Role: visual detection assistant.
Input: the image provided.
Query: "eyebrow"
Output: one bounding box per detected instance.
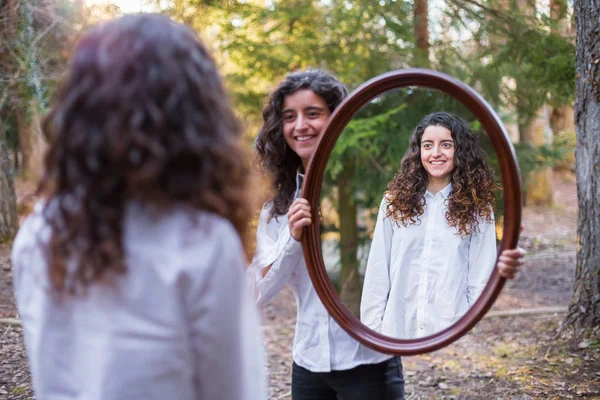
[282,105,327,114]
[421,139,454,144]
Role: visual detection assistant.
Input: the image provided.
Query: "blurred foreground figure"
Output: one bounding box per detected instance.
[11,14,266,400]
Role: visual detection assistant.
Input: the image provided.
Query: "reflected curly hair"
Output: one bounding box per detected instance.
[255,69,347,219]
[385,112,499,236]
[38,14,254,295]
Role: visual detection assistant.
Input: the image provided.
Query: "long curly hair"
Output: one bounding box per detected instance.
[385,112,499,236]
[38,14,255,295]
[255,69,347,219]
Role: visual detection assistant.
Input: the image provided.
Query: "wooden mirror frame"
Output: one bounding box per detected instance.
[301,69,522,356]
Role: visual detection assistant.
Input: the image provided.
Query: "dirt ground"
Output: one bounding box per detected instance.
[1,172,599,399]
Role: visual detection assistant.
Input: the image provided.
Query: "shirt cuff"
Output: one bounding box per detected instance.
[284,236,303,255]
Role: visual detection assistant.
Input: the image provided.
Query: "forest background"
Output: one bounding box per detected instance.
[1,0,599,399]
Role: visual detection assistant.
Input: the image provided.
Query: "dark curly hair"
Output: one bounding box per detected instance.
[38,14,255,295]
[385,112,499,236]
[254,69,347,219]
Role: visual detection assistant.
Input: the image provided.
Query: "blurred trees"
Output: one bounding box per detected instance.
[163,0,575,313]
[0,0,120,239]
[0,0,577,299]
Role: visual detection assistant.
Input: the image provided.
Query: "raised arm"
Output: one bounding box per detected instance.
[247,200,309,307]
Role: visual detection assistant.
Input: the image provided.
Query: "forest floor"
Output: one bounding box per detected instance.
[1,171,599,399]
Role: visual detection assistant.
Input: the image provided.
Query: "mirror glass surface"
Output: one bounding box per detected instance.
[319,87,505,340]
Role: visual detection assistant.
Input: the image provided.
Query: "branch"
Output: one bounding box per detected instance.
[30,19,58,50]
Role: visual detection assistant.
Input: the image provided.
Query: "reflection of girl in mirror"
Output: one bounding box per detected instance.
[248,69,405,399]
[361,112,525,339]
[11,14,266,400]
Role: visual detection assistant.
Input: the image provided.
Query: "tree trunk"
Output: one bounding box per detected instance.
[16,106,45,181]
[0,138,18,242]
[562,0,600,334]
[520,105,554,206]
[515,0,553,206]
[413,0,429,68]
[550,104,575,171]
[16,108,32,177]
[549,0,576,172]
[337,160,361,317]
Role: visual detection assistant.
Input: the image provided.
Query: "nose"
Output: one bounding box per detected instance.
[295,115,308,131]
[432,145,442,157]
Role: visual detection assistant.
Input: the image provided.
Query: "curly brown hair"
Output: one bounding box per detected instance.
[255,69,347,219]
[38,14,255,295]
[385,112,499,236]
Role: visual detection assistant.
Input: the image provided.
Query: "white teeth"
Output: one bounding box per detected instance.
[296,136,314,142]
[430,161,445,165]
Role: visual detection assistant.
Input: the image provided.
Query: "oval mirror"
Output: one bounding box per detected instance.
[301,69,522,355]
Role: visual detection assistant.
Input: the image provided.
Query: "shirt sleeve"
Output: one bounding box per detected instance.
[360,198,393,333]
[182,218,267,400]
[246,204,303,308]
[466,209,498,306]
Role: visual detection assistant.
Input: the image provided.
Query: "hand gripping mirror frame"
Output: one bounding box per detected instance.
[301,69,522,356]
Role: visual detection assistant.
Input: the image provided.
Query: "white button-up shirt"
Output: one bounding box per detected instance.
[247,173,391,373]
[12,202,266,400]
[361,183,497,339]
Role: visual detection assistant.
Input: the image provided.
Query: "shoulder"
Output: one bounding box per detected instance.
[258,201,284,224]
[12,201,49,260]
[128,203,242,251]
[11,201,50,290]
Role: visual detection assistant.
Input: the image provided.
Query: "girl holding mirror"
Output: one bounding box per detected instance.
[361,112,526,339]
[249,69,406,399]
[11,14,265,400]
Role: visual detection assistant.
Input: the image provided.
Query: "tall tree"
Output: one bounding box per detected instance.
[0,0,19,240]
[0,134,18,242]
[562,0,600,334]
[515,0,554,206]
[413,0,429,67]
[549,0,575,171]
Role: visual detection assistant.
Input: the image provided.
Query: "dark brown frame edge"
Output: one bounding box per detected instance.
[301,69,522,356]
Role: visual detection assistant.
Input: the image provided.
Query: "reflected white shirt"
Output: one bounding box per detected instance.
[360,183,497,339]
[12,202,266,400]
[247,172,390,373]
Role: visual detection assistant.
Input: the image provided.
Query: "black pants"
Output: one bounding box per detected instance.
[291,357,405,400]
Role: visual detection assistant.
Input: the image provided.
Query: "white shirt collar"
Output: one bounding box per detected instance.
[425,182,453,199]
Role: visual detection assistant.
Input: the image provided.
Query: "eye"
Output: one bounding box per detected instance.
[422,143,432,149]
[307,110,321,118]
[283,114,295,122]
[443,142,453,148]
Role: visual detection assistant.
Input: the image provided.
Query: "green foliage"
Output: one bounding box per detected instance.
[1,0,85,160]
[441,0,575,127]
[179,0,413,129]
[514,130,576,179]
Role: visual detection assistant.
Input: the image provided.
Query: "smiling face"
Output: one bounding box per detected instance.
[420,125,456,192]
[282,89,331,168]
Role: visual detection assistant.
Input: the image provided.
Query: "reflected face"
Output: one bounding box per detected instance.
[282,89,331,167]
[420,125,455,186]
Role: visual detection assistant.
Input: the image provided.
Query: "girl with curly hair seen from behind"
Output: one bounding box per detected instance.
[361,111,526,339]
[11,14,266,400]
